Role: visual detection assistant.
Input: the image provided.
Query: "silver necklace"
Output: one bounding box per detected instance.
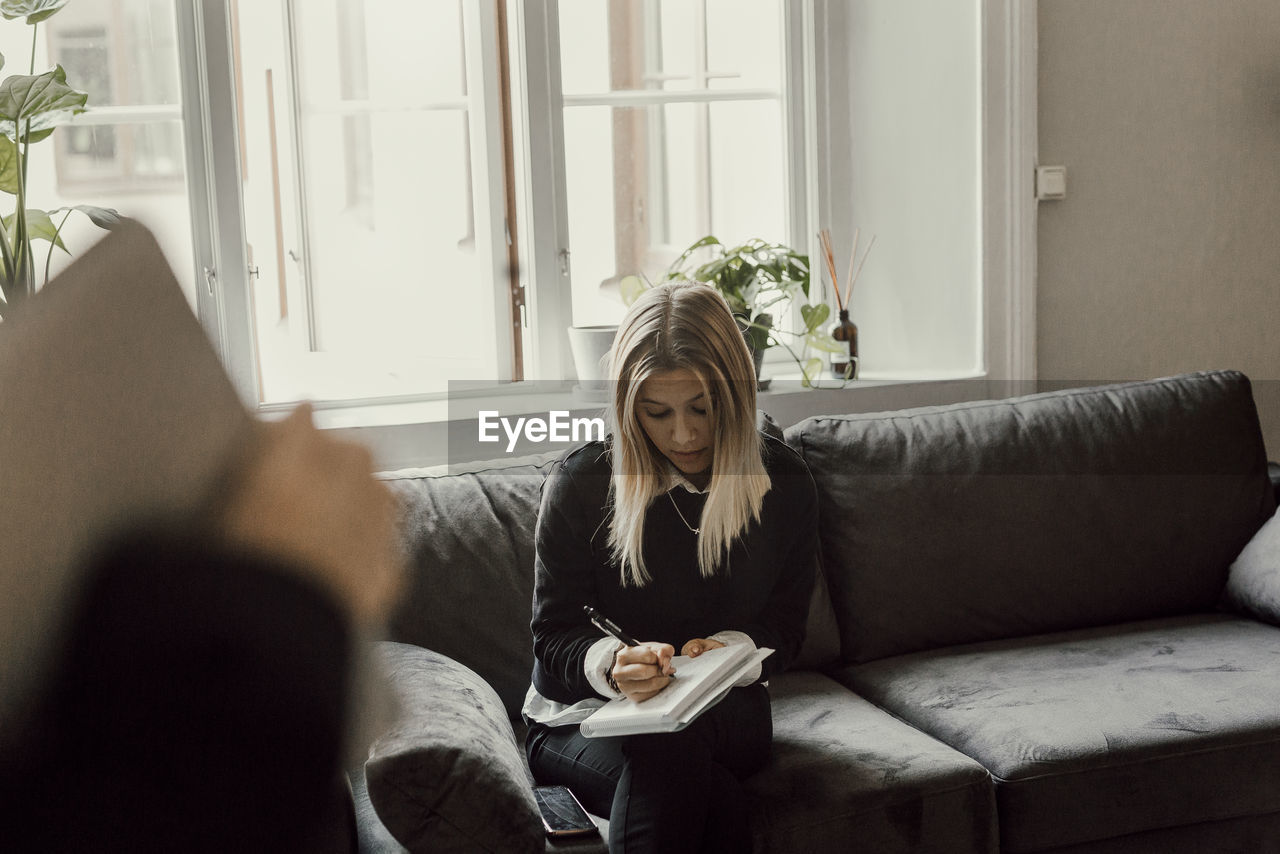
[668,491,702,535]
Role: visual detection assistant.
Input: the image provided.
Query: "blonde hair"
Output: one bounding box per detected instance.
[607,282,770,586]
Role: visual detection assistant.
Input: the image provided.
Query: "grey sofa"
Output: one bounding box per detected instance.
[353,370,1280,853]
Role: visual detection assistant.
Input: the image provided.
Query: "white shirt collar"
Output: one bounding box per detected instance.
[662,463,710,495]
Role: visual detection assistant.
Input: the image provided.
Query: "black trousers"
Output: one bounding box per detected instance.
[526,684,772,853]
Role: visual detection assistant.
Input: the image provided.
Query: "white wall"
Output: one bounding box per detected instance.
[829,0,983,377]
[1037,0,1280,452]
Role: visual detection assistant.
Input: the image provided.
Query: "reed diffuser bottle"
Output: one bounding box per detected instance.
[818,227,874,382]
[830,309,858,379]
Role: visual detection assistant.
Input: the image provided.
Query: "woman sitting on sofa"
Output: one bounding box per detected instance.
[524,281,819,852]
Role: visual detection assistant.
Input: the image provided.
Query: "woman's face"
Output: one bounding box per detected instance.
[635,367,714,489]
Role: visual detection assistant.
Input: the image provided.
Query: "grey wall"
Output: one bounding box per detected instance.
[1037,0,1280,453]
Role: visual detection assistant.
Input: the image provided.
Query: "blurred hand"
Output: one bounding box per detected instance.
[612,641,677,702]
[219,404,403,626]
[681,637,725,658]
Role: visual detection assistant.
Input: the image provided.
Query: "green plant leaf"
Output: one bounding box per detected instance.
[0,66,88,140]
[4,207,66,251]
[0,134,16,194]
[795,357,823,388]
[806,331,846,354]
[53,203,121,230]
[666,234,720,276]
[619,274,649,306]
[0,0,68,24]
[799,302,830,333]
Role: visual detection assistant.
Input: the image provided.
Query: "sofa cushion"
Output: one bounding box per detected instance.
[839,614,1280,853]
[365,642,543,854]
[746,671,997,853]
[1222,505,1280,627]
[381,453,560,719]
[784,371,1275,663]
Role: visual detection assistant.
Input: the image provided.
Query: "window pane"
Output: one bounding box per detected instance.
[294,0,466,105]
[54,122,185,190]
[560,0,785,95]
[654,0,699,90]
[557,0,611,94]
[562,105,619,327]
[237,0,504,403]
[558,0,792,331]
[46,0,181,107]
[4,1,195,303]
[708,100,785,243]
[301,110,486,359]
[653,102,699,246]
[705,0,781,90]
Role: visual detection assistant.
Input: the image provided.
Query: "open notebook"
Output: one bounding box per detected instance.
[0,221,252,730]
[580,643,773,738]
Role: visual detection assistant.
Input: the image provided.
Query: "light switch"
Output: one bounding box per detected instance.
[1036,166,1067,200]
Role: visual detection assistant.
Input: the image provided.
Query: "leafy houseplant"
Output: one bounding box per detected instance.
[628,236,844,387]
[0,0,119,321]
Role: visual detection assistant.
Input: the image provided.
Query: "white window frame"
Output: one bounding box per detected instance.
[173,0,1036,467]
[515,0,814,379]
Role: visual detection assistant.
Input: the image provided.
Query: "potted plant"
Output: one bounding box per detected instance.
[0,0,120,321]
[631,235,843,387]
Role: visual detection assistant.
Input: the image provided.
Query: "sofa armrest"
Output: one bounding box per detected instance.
[364,642,543,854]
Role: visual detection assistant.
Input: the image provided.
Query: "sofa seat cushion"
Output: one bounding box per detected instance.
[839,614,1280,853]
[745,671,997,853]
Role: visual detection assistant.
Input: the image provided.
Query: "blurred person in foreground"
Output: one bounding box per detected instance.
[0,404,402,853]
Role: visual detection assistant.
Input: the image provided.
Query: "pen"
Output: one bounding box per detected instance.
[583,605,640,647]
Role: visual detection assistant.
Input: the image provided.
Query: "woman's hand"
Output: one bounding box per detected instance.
[681,638,725,658]
[612,642,677,702]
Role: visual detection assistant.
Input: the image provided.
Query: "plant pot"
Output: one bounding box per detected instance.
[567,325,618,392]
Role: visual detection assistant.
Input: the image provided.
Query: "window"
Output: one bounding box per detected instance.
[1,0,194,302]
[557,0,794,328]
[46,0,185,193]
[8,0,1031,468]
[229,0,512,403]
[210,0,810,405]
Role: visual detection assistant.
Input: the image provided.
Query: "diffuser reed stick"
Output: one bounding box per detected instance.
[818,229,842,310]
[847,234,877,298]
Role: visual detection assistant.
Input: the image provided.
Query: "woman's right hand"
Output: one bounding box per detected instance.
[612,642,677,702]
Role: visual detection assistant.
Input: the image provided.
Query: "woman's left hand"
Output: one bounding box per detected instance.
[681,638,726,658]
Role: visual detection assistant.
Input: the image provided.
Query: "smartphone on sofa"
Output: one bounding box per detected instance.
[534,785,599,838]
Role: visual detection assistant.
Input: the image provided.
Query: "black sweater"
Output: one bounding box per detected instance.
[530,433,819,706]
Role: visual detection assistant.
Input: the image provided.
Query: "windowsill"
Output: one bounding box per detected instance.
[307,368,993,471]
[307,368,985,429]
